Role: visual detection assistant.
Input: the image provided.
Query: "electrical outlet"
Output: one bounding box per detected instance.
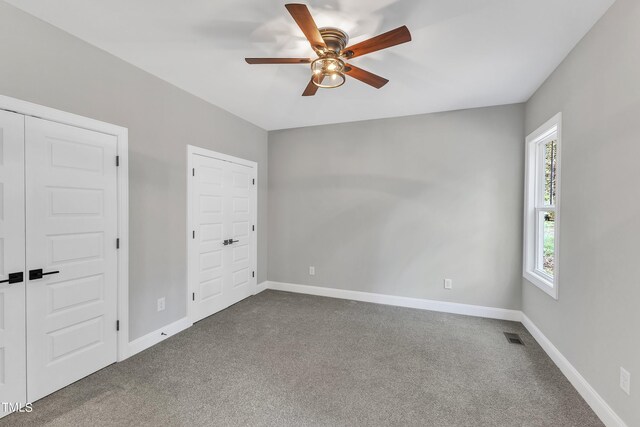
[444,278,453,289]
[157,297,166,312]
[620,367,631,395]
[309,266,315,276]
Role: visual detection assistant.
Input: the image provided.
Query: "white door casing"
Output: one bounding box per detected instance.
[25,117,119,402]
[0,110,27,415]
[188,147,257,323]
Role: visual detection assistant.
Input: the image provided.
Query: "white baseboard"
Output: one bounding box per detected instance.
[521,314,627,427]
[127,283,268,359]
[265,281,522,321]
[127,317,192,358]
[254,280,269,295]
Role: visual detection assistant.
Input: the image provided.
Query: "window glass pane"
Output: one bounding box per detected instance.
[542,211,555,276]
[544,139,557,206]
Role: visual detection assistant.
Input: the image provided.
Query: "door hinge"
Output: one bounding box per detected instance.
[192,230,195,239]
[116,320,120,331]
[252,225,255,231]
[192,292,195,301]
[252,271,255,278]
[252,178,255,185]
[192,168,195,177]
[116,238,120,249]
[116,156,120,167]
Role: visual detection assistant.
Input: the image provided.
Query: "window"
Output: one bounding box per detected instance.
[524,113,561,299]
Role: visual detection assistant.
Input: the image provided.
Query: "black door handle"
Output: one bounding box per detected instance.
[29,269,60,280]
[0,272,24,284]
[230,240,239,244]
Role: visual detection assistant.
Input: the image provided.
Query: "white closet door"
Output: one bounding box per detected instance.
[226,161,255,304]
[0,110,26,415]
[25,117,118,402]
[191,155,230,321]
[190,154,256,323]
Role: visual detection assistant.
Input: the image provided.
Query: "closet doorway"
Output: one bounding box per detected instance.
[187,146,257,323]
[0,96,128,414]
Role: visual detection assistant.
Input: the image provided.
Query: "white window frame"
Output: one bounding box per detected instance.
[523,113,562,299]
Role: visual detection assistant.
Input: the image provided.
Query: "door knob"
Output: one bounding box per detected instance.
[0,272,24,284]
[29,269,60,281]
[229,239,239,244]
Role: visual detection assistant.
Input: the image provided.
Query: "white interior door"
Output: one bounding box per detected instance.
[226,161,255,304]
[190,152,256,323]
[25,116,119,402]
[0,110,27,415]
[191,155,228,321]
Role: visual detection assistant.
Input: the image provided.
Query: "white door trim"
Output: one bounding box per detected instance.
[186,145,258,324]
[0,94,130,361]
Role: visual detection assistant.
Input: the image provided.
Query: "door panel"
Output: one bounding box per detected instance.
[192,155,228,320]
[191,154,256,323]
[226,162,253,303]
[0,110,26,416]
[192,156,226,319]
[25,117,118,402]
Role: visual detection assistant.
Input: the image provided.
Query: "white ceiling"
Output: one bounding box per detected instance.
[6,0,615,130]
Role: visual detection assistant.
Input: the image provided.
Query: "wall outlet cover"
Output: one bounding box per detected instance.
[620,367,631,395]
[444,279,453,289]
[309,266,315,276]
[157,297,166,312]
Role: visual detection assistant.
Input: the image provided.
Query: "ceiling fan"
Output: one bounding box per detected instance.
[245,3,411,96]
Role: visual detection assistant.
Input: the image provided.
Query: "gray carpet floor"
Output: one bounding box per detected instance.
[3,290,602,427]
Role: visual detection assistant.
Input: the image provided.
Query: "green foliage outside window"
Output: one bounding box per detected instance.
[543,140,557,275]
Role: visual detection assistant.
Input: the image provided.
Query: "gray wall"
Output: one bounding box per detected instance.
[269,104,525,310]
[524,0,640,424]
[0,2,268,340]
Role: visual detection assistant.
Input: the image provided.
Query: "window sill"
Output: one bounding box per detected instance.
[524,270,558,300]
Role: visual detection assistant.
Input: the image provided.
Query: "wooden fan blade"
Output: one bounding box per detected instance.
[345,64,389,89]
[245,58,311,64]
[285,3,326,51]
[302,75,327,96]
[342,26,411,59]
[302,78,320,96]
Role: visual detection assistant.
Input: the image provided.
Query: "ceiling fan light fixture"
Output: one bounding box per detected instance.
[311,57,346,88]
[245,4,412,96]
[312,71,345,89]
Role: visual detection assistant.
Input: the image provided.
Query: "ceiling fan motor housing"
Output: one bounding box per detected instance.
[318,27,349,53]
